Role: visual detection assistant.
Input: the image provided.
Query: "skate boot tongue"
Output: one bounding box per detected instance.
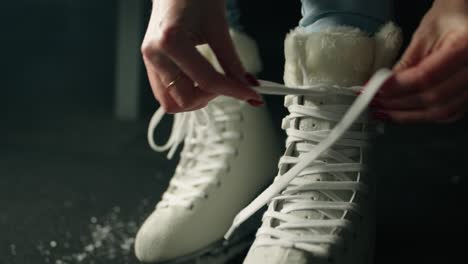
[291,30,377,222]
[281,26,377,223]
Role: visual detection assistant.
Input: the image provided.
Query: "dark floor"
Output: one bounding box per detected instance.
[0,110,172,264]
[1,2,173,263]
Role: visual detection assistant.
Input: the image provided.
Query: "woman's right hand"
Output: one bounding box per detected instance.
[141,0,262,113]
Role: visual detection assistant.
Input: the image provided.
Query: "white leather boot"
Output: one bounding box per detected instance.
[232,23,402,264]
[134,30,282,263]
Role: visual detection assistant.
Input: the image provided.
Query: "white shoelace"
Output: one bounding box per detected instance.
[148,99,244,208]
[224,69,393,252]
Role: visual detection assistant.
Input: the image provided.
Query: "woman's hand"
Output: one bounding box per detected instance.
[374,0,468,123]
[141,0,262,113]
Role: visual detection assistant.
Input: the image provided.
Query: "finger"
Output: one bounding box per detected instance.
[373,89,468,123]
[167,82,216,112]
[206,23,247,83]
[151,73,212,113]
[156,27,261,101]
[143,51,215,111]
[435,112,465,124]
[384,36,468,98]
[143,62,180,113]
[393,35,427,72]
[376,68,468,110]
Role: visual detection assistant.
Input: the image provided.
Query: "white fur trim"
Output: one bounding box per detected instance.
[196,29,262,74]
[284,22,402,87]
[373,22,403,70]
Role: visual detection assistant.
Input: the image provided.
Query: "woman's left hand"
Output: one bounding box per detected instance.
[374,0,468,123]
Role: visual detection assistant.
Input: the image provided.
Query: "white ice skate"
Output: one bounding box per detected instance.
[226,23,402,264]
[134,30,282,263]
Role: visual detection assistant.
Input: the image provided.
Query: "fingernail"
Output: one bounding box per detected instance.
[247,99,264,107]
[244,73,260,86]
[372,111,391,122]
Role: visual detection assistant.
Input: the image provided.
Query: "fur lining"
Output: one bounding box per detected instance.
[373,22,403,70]
[284,22,402,87]
[196,29,262,74]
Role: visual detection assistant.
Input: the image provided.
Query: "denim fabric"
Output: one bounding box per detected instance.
[300,0,394,34]
[225,0,394,34]
[226,0,243,31]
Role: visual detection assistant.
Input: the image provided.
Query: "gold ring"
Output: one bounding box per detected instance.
[166,73,183,89]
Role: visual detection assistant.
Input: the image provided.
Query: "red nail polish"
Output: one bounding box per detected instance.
[245,73,260,86]
[247,99,264,107]
[372,111,391,122]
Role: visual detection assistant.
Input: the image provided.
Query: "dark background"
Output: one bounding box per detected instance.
[1,0,467,263]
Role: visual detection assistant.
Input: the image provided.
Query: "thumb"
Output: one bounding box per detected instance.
[207,24,261,100]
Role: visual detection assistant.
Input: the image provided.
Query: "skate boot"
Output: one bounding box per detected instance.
[134,30,282,263]
[226,23,402,264]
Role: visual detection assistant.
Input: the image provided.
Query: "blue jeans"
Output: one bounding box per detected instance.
[226,0,394,34]
[226,0,243,31]
[300,0,394,34]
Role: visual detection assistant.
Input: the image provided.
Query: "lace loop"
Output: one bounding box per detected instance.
[148,99,244,208]
[147,108,214,159]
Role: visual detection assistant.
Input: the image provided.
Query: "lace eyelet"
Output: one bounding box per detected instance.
[225,165,231,173]
[188,204,194,210]
[203,194,209,199]
[216,181,222,188]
